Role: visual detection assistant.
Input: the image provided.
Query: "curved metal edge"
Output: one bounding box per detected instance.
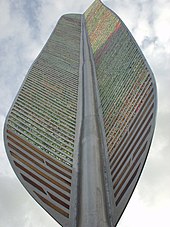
[69,14,84,227]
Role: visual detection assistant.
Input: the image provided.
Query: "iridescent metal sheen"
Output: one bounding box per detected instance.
[4,1,157,226]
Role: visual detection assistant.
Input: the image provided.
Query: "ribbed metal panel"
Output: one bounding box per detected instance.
[4,1,157,226]
[4,14,81,227]
[84,0,157,225]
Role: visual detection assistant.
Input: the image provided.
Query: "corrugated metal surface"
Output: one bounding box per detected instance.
[4,14,81,227]
[85,0,157,225]
[4,1,157,226]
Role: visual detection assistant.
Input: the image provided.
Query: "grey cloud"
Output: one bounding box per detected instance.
[10,0,41,40]
[0,177,28,226]
[141,36,158,49]
[0,0,44,116]
[0,176,60,227]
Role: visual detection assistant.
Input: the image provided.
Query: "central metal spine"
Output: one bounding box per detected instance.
[77,16,109,227]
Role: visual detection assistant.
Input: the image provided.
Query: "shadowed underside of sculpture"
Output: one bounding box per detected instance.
[4,0,157,226]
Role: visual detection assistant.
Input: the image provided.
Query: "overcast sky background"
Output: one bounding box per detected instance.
[0,0,170,226]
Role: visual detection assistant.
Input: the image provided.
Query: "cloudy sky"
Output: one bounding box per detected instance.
[0,0,170,226]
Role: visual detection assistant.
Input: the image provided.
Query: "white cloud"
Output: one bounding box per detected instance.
[118,188,170,227]
[153,1,170,45]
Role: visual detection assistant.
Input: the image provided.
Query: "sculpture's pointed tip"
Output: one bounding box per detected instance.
[93,0,102,3]
[84,0,103,15]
